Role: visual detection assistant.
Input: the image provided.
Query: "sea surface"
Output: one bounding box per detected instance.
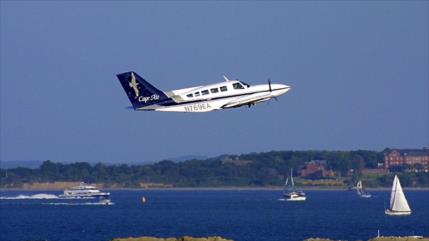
[0,190,428,241]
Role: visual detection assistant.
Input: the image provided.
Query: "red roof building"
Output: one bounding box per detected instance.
[384,148,429,169]
[300,160,335,178]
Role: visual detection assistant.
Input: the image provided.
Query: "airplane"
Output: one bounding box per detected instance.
[116,71,291,112]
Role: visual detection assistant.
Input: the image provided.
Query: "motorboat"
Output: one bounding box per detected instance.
[99,198,114,205]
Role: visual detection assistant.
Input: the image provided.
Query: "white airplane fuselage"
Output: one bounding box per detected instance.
[117,72,291,112]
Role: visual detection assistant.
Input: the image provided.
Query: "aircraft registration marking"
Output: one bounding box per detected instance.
[184,103,212,112]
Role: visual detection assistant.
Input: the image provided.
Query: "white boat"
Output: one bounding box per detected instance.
[283,169,306,201]
[385,175,411,216]
[356,180,372,198]
[59,182,110,199]
[99,198,114,205]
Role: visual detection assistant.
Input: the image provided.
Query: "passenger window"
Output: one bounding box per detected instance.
[233,83,244,89]
[195,92,200,97]
[220,86,228,92]
[202,90,209,95]
[210,88,219,93]
[186,94,193,98]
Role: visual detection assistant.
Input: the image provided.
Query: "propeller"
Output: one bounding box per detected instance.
[268,79,278,102]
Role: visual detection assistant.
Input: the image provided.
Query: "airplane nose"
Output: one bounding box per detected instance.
[272,84,291,96]
[280,84,291,90]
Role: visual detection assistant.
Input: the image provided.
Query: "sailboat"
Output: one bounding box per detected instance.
[283,169,306,201]
[385,175,411,216]
[356,180,372,198]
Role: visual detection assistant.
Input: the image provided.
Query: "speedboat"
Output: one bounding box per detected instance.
[59,182,110,199]
[99,198,114,205]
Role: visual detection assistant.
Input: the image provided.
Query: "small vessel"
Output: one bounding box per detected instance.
[283,169,306,201]
[99,198,114,205]
[59,182,110,198]
[385,175,411,216]
[356,180,371,198]
[141,196,147,204]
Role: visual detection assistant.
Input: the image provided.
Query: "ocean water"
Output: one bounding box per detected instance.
[0,190,428,241]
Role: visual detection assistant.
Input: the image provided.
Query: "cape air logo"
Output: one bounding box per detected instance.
[129,72,140,99]
[138,94,160,103]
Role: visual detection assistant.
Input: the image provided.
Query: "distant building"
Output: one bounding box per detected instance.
[384,148,429,170]
[300,160,334,179]
[221,156,252,166]
[361,168,387,175]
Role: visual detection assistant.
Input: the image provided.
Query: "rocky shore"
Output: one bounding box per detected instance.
[111,236,429,241]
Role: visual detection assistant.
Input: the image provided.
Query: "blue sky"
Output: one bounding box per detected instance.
[1,1,428,164]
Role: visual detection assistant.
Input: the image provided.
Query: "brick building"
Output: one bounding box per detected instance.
[384,148,429,169]
[300,160,335,178]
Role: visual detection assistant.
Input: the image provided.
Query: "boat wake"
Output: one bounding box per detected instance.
[43,202,114,206]
[0,194,59,200]
[0,194,97,200]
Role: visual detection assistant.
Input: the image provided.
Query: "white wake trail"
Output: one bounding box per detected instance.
[0,194,59,200]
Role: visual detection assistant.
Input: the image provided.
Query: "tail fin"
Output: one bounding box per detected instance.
[116,71,169,109]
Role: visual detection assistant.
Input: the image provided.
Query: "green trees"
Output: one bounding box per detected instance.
[1,150,427,188]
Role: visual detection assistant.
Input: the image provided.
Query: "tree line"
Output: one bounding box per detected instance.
[1,150,428,188]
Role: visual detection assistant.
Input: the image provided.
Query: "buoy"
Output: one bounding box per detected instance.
[142,196,147,204]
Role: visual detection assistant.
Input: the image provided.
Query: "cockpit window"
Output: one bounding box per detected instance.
[240,81,250,88]
[233,82,244,89]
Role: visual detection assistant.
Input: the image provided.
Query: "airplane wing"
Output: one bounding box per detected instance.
[222,93,273,108]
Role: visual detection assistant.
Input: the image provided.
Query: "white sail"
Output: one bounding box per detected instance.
[283,177,289,194]
[356,180,363,195]
[290,169,295,190]
[390,175,411,212]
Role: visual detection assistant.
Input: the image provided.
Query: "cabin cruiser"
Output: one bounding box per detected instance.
[59,182,110,198]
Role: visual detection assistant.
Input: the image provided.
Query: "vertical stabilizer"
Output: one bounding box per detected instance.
[116,71,169,110]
